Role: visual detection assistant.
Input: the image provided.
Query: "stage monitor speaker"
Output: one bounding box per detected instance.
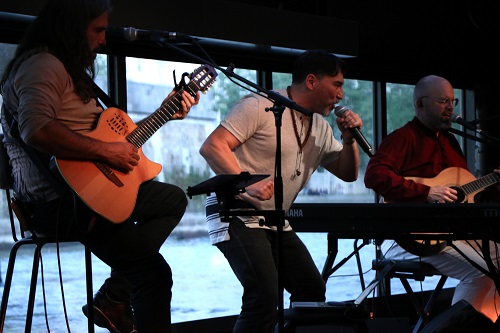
[419,299,485,333]
[280,317,409,333]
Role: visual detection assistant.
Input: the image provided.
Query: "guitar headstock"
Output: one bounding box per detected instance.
[190,64,218,93]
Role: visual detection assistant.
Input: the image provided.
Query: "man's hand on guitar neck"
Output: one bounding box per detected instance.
[166,90,200,120]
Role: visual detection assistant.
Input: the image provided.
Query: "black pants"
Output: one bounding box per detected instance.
[216,218,326,333]
[29,180,187,333]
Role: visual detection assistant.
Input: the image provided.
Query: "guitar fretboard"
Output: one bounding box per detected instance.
[462,173,500,195]
[125,64,217,148]
[127,82,197,148]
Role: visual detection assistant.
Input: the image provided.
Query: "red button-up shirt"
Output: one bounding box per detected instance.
[364,117,468,203]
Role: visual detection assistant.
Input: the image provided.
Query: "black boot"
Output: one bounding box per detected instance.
[82,290,136,333]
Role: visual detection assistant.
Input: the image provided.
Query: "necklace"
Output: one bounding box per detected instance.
[287,86,312,178]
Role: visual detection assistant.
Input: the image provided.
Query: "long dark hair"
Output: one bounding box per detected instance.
[1,0,112,103]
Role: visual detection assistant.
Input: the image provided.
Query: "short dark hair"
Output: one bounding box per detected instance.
[292,49,346,84]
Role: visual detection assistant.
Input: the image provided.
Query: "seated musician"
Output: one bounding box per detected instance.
[364,75,500,322]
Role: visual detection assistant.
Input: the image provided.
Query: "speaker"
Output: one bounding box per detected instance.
[282,318,409,333]
[277,308,409,333]
[419,299,492,333]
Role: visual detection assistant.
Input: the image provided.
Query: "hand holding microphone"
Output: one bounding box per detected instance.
[334,106,374,157]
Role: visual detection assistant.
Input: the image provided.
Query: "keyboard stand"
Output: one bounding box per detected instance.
[321,234,370,290]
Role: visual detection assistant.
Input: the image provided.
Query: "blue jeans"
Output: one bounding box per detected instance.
[28,180,187,333]
[217,218,326,333]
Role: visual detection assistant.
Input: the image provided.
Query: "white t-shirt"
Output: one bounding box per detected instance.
[206,90,343,244]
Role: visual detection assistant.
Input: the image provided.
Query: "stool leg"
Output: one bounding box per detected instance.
[0,240,29,332]
[25,244,44,333]
[399,277,426,321]
[85,247,94,333]
[412,276,448,333]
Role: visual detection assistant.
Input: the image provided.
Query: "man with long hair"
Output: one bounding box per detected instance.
[0,0,200,332]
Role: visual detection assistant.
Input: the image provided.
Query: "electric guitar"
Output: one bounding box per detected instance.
[386,167,500,256]
[53,64,217,223]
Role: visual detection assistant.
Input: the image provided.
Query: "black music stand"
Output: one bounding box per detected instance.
[187,172,270,221]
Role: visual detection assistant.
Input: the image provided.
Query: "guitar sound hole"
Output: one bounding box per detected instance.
[450,186,465,203]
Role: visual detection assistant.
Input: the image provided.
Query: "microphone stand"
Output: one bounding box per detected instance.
[448,127,500,146]
[448,127,500,292]
[151,35,312,332]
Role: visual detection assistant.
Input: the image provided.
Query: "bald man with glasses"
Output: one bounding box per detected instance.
[364,75,500,322]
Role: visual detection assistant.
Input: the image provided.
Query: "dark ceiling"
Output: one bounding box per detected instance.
[1,0,499,89]
[223,0,500,88]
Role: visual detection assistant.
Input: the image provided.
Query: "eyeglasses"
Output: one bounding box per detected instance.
[421,96,459,107]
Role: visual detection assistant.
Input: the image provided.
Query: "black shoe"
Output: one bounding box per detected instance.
[82,290,136,333]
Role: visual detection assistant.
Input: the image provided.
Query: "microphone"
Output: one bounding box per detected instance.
[108,26,189,42]
[450,113,477,132]
[450,113,500,143]
[334,106,374,157]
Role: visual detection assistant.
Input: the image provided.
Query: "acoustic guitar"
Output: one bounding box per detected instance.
[53,64,217,223]
[387,167,500,256]
[395,167,500,204]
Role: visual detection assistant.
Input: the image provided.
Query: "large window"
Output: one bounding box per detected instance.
[121,59,259,322]
[0,42,465,330]
[118,58,379,322]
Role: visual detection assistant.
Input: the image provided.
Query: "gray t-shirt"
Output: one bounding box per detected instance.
[206,90,343,244]
[1,52,103,203]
